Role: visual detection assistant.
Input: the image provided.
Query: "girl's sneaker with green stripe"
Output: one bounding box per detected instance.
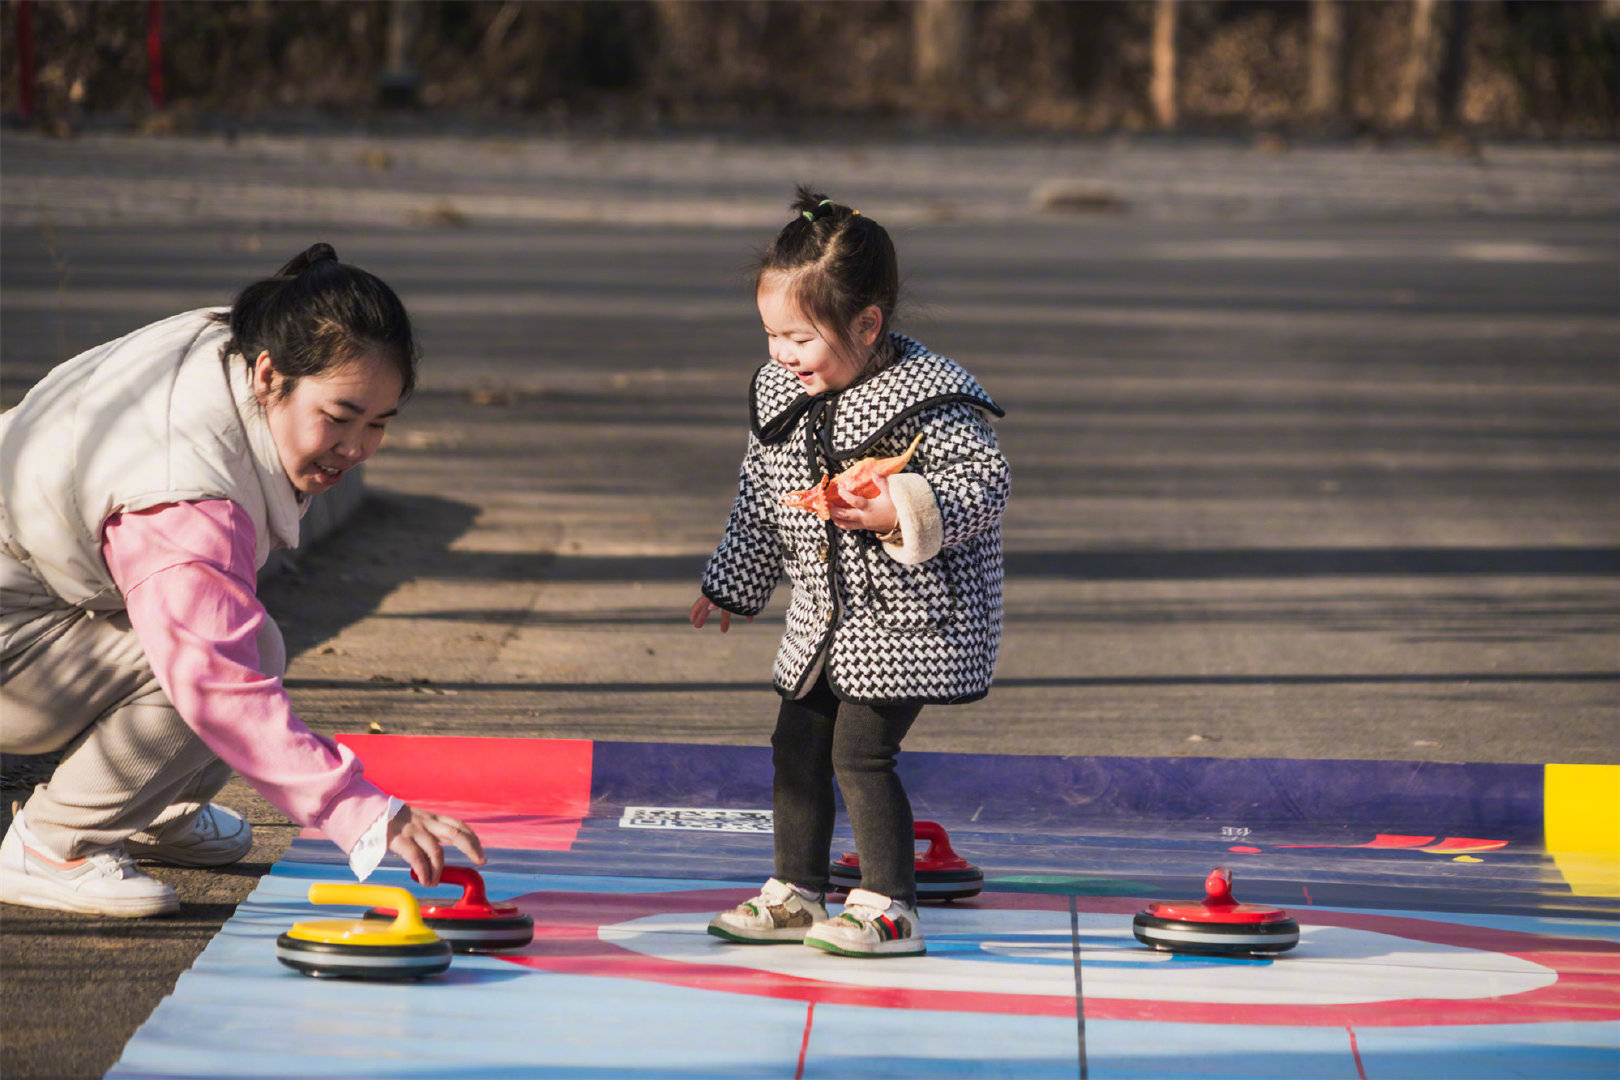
[708,878,828,943]
[805,889,926,957]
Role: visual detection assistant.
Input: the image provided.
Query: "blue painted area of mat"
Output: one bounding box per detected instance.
[584,743,1602,919]
[592,742,1544,838]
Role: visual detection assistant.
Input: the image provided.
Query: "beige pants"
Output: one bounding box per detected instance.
[1,605,284,859]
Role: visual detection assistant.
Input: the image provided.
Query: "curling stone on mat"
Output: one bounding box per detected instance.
[276,883,453,979]
[364,865,534,952]
[1133,867,1300,956]
[830,820,984,902]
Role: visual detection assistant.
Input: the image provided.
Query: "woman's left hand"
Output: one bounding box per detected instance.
[829,474,899,534]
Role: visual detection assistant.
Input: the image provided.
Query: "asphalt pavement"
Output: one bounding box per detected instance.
[1,129,1617,1079]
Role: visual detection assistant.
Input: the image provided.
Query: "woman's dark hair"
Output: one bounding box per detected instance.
[756,185,900,373]
[214,242,417,400]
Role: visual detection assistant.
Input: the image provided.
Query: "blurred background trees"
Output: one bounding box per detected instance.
[5,0,1617,137]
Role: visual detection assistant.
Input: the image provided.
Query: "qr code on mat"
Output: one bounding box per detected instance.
[619,807,774,833]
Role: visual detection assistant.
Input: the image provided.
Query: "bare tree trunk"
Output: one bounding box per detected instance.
[913,0,973,99]
[380,0,420,108]
[1393,0,1439,129]
[1151,0,1178,129]
[1306,0,1348,127]
[1435,0,1470,130]
[652,1,706,81]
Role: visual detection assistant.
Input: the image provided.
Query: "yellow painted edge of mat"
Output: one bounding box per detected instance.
[1545,763,1620,897]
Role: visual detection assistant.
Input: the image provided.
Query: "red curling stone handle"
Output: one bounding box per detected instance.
[1204,867,1236,909]
[915,820,959,863]
[410,864,491,913]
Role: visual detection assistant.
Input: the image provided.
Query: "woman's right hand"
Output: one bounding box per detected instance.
[386,805,486,886]
[690,595,752,633]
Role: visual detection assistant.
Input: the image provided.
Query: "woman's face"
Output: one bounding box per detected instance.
[253,351,403,495]
[757,273,880,397]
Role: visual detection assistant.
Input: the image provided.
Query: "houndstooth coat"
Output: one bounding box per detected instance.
[701,334,1010,705]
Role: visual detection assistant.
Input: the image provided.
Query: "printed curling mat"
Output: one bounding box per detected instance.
[107,737,1620,1079]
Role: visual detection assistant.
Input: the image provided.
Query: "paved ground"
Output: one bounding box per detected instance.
[1,130,1617,1078]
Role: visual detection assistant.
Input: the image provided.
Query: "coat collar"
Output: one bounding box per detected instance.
[749,334,1003,458]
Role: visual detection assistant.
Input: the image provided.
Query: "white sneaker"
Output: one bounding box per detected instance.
[708,878,828,943]
[0,816,179,917]
[126,803,252,867]
[805,888,926,957]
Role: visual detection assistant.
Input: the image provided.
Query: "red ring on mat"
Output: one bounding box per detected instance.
[489,887,1620,1027]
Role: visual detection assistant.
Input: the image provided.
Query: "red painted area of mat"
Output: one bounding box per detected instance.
[316,734,594,850]
[492,888,1620,1027]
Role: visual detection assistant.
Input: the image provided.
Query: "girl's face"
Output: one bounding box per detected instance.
[758,274,881,397]
[253,351,403,495]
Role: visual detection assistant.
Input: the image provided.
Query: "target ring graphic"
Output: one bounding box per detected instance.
[492,888,1619,1027]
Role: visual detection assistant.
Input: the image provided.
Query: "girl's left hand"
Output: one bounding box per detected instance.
[691,595,753,633]
[829,474,899,534]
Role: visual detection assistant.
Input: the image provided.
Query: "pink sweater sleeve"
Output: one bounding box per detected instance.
[102,499,391,854]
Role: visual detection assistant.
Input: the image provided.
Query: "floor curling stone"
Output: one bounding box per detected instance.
[1133,867,1301,956]
[365,865,535,952]
[276,883,453,979]
[831,820,984,902]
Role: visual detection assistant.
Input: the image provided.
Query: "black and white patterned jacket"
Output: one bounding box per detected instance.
[701,334,1009,705]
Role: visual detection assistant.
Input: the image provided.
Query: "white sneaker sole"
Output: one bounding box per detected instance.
[0,868,179,917]
[804,929,927,957]
[707,920,813,944]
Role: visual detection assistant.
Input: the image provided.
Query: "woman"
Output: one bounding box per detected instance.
[0,243,483,917]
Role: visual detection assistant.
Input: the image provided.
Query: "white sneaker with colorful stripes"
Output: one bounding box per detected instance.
[0,814,178,917]
[708,877,828,943]
[805,888,926,957]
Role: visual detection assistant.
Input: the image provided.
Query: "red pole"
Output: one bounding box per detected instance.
[17,0,35,121]
[146,0,164,109]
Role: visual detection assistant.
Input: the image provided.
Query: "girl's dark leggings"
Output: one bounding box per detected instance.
[771,673,922,906]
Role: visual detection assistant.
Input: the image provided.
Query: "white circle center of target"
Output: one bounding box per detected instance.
[599,908,1557,1005]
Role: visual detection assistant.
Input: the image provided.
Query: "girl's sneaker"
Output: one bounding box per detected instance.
[805,889,926,957]
[708,878,828,943]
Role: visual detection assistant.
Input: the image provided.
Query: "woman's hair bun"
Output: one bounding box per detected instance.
[276,242,341,278]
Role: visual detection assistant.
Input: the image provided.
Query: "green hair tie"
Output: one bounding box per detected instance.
[801,199,835,223]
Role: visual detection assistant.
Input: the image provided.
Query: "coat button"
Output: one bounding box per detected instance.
[825,610,835,626]
[818,543,829,562]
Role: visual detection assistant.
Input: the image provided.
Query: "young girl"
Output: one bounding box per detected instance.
[692,188,1009,956]
[0,244,484,917]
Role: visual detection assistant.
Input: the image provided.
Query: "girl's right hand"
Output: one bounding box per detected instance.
[690,595,752,633]
[386,804,486,886]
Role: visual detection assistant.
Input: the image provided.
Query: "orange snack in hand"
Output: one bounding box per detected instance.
[782,433,923,520]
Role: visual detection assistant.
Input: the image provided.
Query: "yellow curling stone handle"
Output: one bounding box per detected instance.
[285,883,442,946]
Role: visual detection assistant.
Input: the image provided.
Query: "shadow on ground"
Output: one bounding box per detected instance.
[259,489,482,660]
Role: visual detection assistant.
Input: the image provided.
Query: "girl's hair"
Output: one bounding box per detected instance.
[214,242,417,400]
[756,185,900,374]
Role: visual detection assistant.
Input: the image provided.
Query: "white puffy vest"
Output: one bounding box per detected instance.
[0,309,302,613]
